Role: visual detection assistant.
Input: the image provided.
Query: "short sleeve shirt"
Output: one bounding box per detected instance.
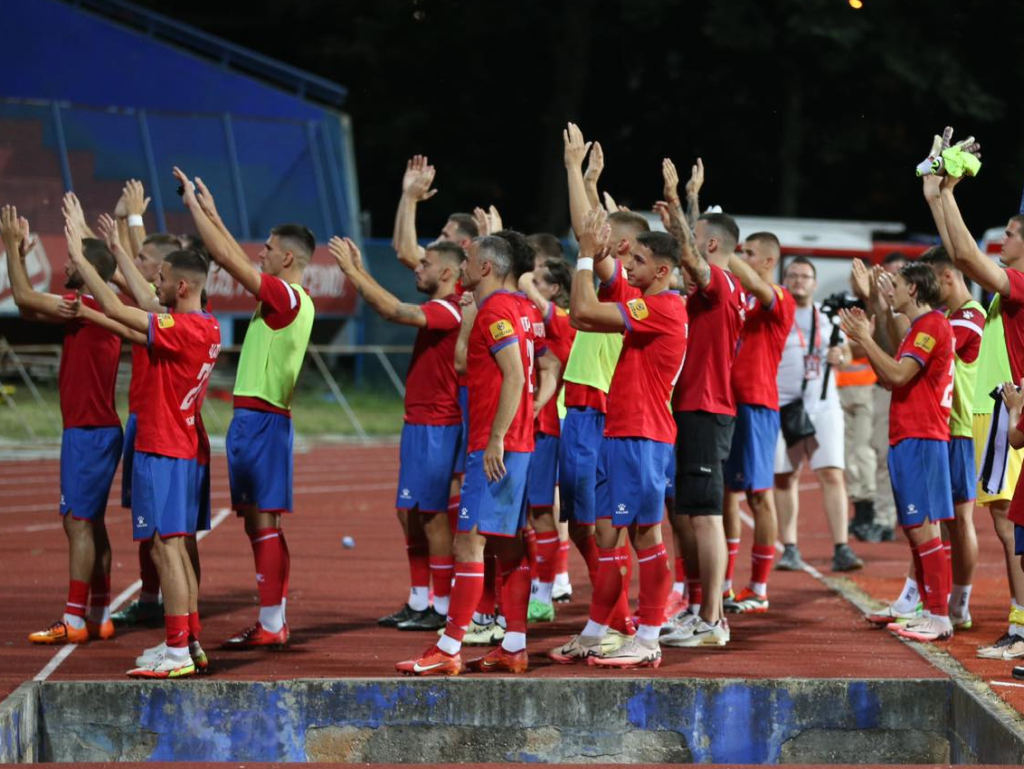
[405,296,462,425]
[731,285,796,409]
[538,305,575,437]
[889,310,954,445]
[59,295,122,429]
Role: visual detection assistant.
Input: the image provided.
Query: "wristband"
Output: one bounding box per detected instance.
[576,257,594,272]
[127,214,144,228]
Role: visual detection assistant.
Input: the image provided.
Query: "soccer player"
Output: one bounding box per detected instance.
[330,236,464,631]
[174,167,315,649]
[998,383,1024,677]
[930,165,1024,658]
[548,206,685,668]
[396,235,533,676]
[64,199,220,678]
[3,203,123,646]
[518,258,575,622]
[840,263,955,642]
[658,188,746,648]
[720,233,795,614]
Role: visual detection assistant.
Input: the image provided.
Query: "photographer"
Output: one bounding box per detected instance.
[772,257,864,572]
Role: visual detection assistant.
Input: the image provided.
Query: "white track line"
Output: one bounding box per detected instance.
[32,507,232,683]
[991,680,1024,689]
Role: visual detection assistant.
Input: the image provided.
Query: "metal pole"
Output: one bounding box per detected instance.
[306,347,368,441]
[373,348,406,399]
[0,337,60,432]
[222,113,251,239]
[137,109,167,232]
[50,102,74,192]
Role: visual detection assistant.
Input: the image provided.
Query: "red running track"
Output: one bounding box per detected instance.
[0,441,1021,718]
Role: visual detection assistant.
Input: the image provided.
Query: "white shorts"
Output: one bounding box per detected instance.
[774,407,845,474]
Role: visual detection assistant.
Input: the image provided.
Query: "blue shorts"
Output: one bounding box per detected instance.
[227,408,294,513]
[60,426,123,521]
[121,413,137,508]
[559,407,605,525]
[596,438,671,528]
[724,404,780,492]
[457,450,530,537]
[397,422,461,513]
[1015,523,1024,556]
[949,436,977,504]
[196,461,211,531]
[454,386,469,475]
[888,439,954,527]
[528,432,560,510]
[132,452,199,541]
[664,445,677,505]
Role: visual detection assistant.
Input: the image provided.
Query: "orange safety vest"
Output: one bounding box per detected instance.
[835,356,877,387]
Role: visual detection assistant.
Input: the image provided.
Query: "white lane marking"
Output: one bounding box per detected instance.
[990,680,1024,689]
[32,507,232,683]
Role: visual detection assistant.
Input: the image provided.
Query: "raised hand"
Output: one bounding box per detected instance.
[403,155,438,203]
[113,190,129,219]
[838,307,870,344]
[602,191,619,213]
[1002,381,1024,414]
[172,167,199,209]
[123,179,151,217]
[578,206,611,259]
[192,176,222,222]
[62,191,88,233]
[662,158,680,204]
[328,236,363,274]
[563,122,592,170]
[584,141,604,187]
[517,271,535,294]
[64,212,86,265]
[0,205,21,248]
[685,158,704,198]
[96,213,125,256]
[921,172,942,201]
[487,205,503,233]
[874,268,895,311]
[849,258,872,301]
[473,206,491,237]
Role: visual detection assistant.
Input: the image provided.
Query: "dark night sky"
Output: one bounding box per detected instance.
[132,0,1024,242]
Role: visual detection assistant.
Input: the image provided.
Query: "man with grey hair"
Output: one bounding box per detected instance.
[397,235,535,676]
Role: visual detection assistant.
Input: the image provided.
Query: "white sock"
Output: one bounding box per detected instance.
[63,613,85,629]
[582,619,607,638]
[750,581,767,596]
[949,584,972,616]
[534,582,553,604]
[689,603,702,616]
[436,633,461,655]
[672,581,685,595]
[893,578,919,612]
[408,586,429,612]
[1011,623,1023,638]
[472,612,494,626]
[164,644,190,662]
[555,572,571,587]
[636,624,660,642]
[530,578,540,594]
[722,578,733,592]
[496,614,507,629]
[501,631,526,653]
[259,604,284,633]
[433,595,450,616]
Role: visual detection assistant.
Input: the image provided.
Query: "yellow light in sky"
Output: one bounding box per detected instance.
[849,0,863,8]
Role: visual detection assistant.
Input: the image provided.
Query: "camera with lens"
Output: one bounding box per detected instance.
[820,291,863,321]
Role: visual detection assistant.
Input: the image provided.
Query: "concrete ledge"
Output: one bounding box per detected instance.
[29,677,976,763]
[0,682,39,763]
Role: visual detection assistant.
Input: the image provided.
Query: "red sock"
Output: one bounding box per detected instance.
[165,613,189,649]
[443,561,485,643]
[534,531,560,583]
[578,533,600,585]
[725,538,741,584]
[556,540,570,574]
[910,540,926,600]
[686,575,703,608]
[750,543,775,590]
[589,547,624,626]
[139,543,160,599]
[405,534,430,592]
[188,611,202,642]
[942,539,952,573]
[608,546,633,634]
[447,494,460,535]
[674,556,686,584]
[65,579,89,619]
[500,557,531,634]
[250,528,285,606]
[89,572,111,617]
[525,527,538,578]
[429,555,455,599]
[917,537,949,617]
[476,555,497,615]
[636,543,672,627]
[279,529,291,600]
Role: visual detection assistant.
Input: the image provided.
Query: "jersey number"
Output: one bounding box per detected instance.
[940,358,955,410]
[181,362,214,411]
[525,339,535,394]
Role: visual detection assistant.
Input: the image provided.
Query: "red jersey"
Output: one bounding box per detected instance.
[59,295,121,429]
[515,291,547,393]
[136,312,222,460]
[731,284,796,409]
[1002,269,1024,381]
[537,304,576,437]
[673,264,745,415]
[405,296,462,425]
[600,271,688,443]
[128,343,149,415]
[948,304,983,363]
[466,290,534,453]
[889,310,954,445]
